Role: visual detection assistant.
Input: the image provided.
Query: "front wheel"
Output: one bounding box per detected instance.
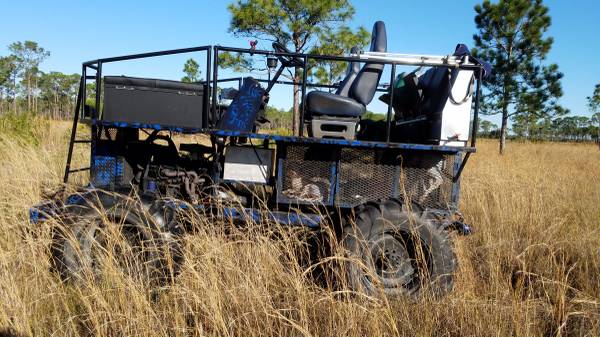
[51,192,183,286]
[342,199,456,298]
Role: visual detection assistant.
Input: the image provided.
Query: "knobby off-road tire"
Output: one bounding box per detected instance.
[342,199,456,298]
[51,192,183,286]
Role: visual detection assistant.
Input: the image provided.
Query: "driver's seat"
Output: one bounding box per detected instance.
[305,21,387,139]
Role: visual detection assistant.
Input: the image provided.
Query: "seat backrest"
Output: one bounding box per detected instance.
[419,45,477,115]
[349,21,387,106]
[418,67,451,115]
[335,46,361,97]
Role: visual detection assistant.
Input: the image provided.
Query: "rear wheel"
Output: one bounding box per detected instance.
[51,192,183,286]
[342,199,456,298]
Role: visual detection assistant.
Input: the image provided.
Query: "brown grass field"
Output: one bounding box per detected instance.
[0,120,599,336]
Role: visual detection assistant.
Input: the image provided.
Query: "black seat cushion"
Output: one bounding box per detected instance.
[305,91,366,118]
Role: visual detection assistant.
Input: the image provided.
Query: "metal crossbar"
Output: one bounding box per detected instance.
[356,52,471,67]
[67,167,90,174]
[63,44,483,185]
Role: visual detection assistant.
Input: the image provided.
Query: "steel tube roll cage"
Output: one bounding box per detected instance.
[66,44,484,183]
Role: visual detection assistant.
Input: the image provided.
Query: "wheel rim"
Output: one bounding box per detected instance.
[89,218,152,280]
[368,231,430,292]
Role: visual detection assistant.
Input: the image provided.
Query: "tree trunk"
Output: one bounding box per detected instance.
[499,44,514,154]
[12,75,17,114]
[27,75,31,112]
[499,104,509,155]
[34,77,38,113]
[292,67,301,136]
[54,89,59,119]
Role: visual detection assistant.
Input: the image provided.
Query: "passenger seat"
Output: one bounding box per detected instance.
[304,21,387,140]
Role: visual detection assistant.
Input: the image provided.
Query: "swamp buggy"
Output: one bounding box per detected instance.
[30,21,489,298]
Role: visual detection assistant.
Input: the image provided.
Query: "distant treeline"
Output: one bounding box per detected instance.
[479,115,600,142]
[0,41,80,119]
[1,40,598,142]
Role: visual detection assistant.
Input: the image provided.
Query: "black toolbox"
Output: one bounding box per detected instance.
[103,76,208,128]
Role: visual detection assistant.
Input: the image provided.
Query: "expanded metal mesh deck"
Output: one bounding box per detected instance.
[99,127,119,141]
[279,145,336,205]
[399,153,455,210]
[277,144,459,209]
[337,148,397,207]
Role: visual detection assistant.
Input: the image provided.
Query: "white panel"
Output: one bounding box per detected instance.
[439,70,474,147]
[223,146,273,184]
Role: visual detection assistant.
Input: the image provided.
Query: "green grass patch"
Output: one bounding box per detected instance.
[0,113,49,145]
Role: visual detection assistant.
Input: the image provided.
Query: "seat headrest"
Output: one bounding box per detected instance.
[370,21,387,53]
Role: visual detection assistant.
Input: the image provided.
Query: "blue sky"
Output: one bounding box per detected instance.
[1,0,598,123]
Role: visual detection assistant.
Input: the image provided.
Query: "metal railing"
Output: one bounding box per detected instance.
[65,44,485,183]
[212,45,484,146]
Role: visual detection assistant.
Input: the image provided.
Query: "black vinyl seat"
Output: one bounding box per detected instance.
[305,46,365,119]
[305,91,366,118]
[305,21,387,139]
[305,21,387,120]
[336,46,361,97]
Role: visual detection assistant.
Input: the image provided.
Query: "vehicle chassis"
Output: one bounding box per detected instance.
[30,43,484,294]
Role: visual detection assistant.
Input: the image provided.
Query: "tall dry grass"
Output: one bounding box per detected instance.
[0,122,599,336]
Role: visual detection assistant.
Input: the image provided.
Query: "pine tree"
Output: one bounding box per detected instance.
[588,84,600,142]
[227,0,364,135]
[0,55,19,114]
[8,41,50,113]
[308,26,370,88]
[181,58,201,83]
[478,119,498,137]
[472,0,564,153]
[0,56,17,114]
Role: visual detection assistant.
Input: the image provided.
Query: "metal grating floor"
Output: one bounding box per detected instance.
[280,145,335,204]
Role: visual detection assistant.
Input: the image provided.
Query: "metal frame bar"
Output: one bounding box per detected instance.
[299,55,308,136]
[94,62,102,119]
[204,47,212,127]
[212,46,219,128]
[385,64,396,142]
[471,68,483,148]
[63,69,85,183]
[83,45,212,65]
[357,51,476,68]
[452,66,484,182]
[215,46,483,70]
[215,45,483,144]
[66,44,484,188]
[451,152,463,203]
[217,76,388,92]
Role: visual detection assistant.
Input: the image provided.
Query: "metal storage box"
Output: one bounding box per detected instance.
[103,76,207,128]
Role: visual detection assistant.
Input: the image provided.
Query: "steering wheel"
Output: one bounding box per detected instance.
[272,42,304,68]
